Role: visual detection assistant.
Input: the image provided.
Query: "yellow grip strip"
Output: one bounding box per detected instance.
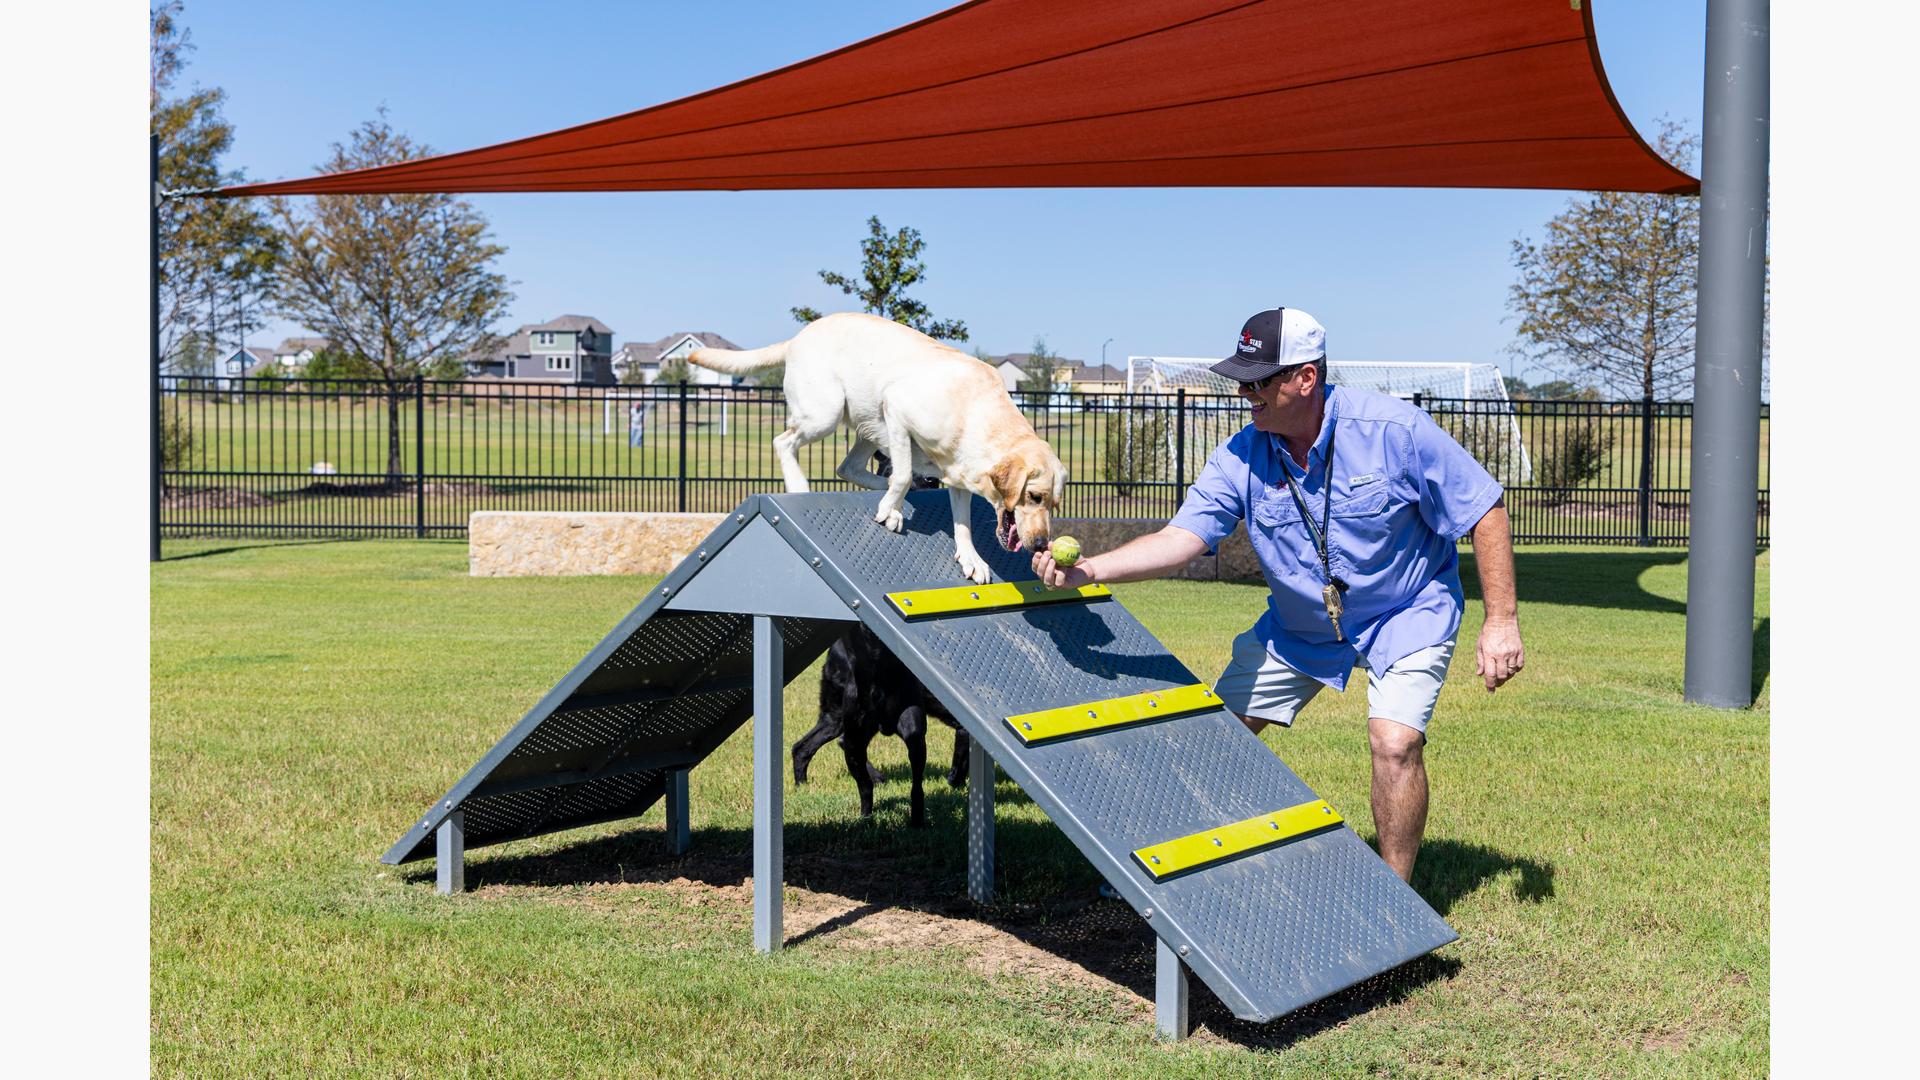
[1002,682,1220,745]
[1131,800,1344,881]
[885,581,1111,618]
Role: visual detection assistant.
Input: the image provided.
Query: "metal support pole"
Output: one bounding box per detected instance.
[150,131,163,562]
[1155,937,1190,1040]
[665,766,691,855]
[435,810,465,894]
[752,615,784,952]
[1685,0,1769,708]
[676,382,690,513]
[967,737,994,903]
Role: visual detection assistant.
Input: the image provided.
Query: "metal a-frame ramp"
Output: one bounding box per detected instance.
[386,490,1456,1038]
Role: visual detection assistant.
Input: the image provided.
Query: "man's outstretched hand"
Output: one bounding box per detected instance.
[1476,615,1525,692]
[1032,549,1095,590]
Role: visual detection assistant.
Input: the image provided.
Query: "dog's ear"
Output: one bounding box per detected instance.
[1050,460,1067,505]
[987,456,1022,506]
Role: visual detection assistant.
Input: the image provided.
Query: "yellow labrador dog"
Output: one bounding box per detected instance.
[688,312,1065,584]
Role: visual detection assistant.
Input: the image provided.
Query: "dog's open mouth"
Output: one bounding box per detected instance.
[997,508,1021,551]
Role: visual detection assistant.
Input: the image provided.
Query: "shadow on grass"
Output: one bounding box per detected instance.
[159,538,370,562]
[1463,550,1690,614]
[1411,837,1556,917]
[409,787,1549,1048]
[1752,616,1770,701]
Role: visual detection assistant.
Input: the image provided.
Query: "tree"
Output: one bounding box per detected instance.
[270,114,514,487]
[152,2,279,368]
[791,216,968,341]
[301,347,378,384]
[655,356,695,386]
[1506,120,1701,403]
[1016,337,1067,396]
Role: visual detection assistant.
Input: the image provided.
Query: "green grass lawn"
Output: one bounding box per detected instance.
[151,540,1767,1076]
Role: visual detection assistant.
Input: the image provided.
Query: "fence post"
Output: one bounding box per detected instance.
[1637,395,1654,546]
[677,381,690,513]
[414,375,426,538]
[1174,389,1187,515]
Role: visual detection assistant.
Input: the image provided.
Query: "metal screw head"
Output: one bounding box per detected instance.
[902,598,913,606]
[851,600,861,609]
[445,800,453,809]
[1148,699,1158,708]
[970,591,980,600]
[1142,906,1154,918]
[662,587,672,596]
[1178,945,1190,957]
[1212,837,1223,846]
[1323,806,1332,814]
[810,557,821,567]
[770,516,780,524]
[1087,709,1097,718]
[697,551,707,560]
[1270,821,1280,830]
[1149,856,1161,865]
[1021,721,1032,731]
[737,514,746,522]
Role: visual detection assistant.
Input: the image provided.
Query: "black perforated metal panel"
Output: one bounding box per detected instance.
[767,491,1456,1020]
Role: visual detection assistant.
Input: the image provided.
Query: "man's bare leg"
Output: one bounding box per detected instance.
[1368,716,1427,882]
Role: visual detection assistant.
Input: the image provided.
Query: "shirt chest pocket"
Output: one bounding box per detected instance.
[1331,485,1397,552]
[1252,485,1303,529]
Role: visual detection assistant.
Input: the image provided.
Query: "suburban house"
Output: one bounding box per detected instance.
[988,353,1123,394]
[469,316,617,384]
[610,332,745,386]
[274,336,331,370]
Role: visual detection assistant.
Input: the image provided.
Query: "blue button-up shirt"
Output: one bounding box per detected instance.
[1169,385,1503,690]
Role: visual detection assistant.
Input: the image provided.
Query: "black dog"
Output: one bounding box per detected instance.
[791,624,972,827]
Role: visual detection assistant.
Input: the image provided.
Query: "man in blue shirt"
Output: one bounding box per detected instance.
[1033,307,1524,883]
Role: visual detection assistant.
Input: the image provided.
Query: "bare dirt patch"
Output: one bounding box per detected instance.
[161,486,276,509]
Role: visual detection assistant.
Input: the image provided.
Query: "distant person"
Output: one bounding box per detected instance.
[1033,307,1523,882]
[628,399,648,449]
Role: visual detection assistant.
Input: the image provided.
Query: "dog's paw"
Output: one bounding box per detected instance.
[875,508,905,533]
[956,550,991,584]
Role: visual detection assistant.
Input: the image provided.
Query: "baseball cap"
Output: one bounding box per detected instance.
[1209,307,1327,383]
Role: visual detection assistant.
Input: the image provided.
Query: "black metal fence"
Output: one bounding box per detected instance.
[158,376,1768,546]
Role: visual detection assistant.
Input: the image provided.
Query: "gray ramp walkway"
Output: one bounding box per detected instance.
[386,490,1455,1022]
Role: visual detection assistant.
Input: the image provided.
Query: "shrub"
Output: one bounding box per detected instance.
[161,400,195,471]
[1533,419,1614,495]
[1102,405,1169,499]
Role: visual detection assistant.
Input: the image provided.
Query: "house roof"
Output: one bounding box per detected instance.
[613,332,743,366]
[276,336,330,354]
[528,314,614,335]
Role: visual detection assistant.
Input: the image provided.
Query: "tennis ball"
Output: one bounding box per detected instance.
[1050,535,1082,567]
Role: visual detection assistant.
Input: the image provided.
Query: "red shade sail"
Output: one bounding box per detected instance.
[221,0,1694,197]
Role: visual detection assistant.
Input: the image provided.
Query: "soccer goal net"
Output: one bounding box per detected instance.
[1124,357,1532,483]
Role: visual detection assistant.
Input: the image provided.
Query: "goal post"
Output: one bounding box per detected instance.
[1124,357,1532,483]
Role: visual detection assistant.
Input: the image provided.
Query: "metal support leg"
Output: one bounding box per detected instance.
[1156,937,1190,1041]
[967,736,994,903]
[435,811,465,895]
[752,615,783,953]
[665,767,691,855]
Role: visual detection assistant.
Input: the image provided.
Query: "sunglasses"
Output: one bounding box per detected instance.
[1238,367,1300,394]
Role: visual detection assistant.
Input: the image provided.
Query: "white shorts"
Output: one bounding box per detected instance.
[1212,627,1457,737]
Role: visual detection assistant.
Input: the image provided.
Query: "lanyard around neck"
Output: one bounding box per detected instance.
[1278,422,1338,586]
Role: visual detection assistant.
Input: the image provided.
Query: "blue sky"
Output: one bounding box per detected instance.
[179,1,1706,381]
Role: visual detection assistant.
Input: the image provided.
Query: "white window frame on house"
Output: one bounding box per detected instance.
[546,354,574,372]
[536,331,553,346]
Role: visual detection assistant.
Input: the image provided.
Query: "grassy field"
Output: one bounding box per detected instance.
[151,540,1768,1076]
